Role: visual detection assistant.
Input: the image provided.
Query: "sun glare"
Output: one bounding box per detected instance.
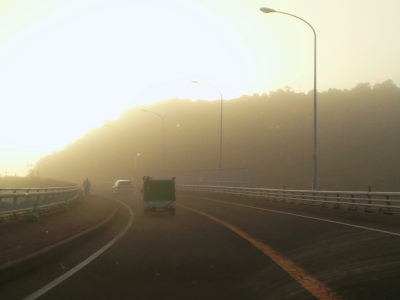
[1,0,400,174]
[1,0,268,174]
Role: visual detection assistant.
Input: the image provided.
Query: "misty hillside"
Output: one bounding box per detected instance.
[36,80,400,191]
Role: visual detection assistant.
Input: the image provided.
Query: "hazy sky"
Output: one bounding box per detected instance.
[1,0,399,175]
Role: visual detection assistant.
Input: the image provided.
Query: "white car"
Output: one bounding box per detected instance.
[112,180,133,195]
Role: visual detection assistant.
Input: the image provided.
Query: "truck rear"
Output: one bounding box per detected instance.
[142,176,176,215]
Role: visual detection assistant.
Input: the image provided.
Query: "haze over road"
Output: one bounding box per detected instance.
[1,191,399,300]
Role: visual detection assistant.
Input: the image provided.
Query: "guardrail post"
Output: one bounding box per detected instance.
[384,195,392,215]
[263,190,268,201]
[281,190,286,204]
[30,194,40,221]
[276,190,281,203]
[273,190,277,202]
[334,193,341,209]
[321,193,327,208]
[298,192,302,205]
[290,191,296,204]
[365,193,373,213]
[349,194,357,211]
[12,189,18,218]
[302,192,307,206]
[309,191,316,206]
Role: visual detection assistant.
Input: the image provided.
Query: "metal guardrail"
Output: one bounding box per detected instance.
[0,186,82,221]
[178,184,400,215]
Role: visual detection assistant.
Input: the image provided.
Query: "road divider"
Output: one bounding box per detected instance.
[0,186,82,222]
[179,203,340,300]
[178,185,400,215]
[193,196,400,237]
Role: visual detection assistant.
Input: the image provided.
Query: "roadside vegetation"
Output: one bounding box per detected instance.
[35,80,400,191]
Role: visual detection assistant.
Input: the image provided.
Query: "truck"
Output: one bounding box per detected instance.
[142,176,176,215]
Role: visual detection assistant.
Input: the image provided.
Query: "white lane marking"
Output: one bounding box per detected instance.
[193,196,400,237]
[23,201,134,300]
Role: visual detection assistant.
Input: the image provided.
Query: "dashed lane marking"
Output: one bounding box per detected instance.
[23,201,134,300]
[180,204,340,300]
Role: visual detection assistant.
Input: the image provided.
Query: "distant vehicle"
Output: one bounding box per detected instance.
[142,176,176,215]
[112,180,133,195]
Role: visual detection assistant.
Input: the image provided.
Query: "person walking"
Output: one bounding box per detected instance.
[83,178,91,196]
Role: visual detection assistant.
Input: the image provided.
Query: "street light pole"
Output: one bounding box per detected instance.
[141,109,165,169]
[192,80,224,170]
[260,7,318,190]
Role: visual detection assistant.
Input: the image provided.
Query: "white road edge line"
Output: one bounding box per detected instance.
[22,201,134,300]
[197,196,400,237]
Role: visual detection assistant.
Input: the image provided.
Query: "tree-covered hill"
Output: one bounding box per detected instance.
[36,80,400,191]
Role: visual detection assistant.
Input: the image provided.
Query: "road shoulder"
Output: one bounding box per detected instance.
[0,195,115,279]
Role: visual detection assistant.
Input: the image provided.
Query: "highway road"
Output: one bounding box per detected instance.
[1,191,400,300]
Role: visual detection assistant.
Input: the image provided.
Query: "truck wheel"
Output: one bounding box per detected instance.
[170,208,175,216]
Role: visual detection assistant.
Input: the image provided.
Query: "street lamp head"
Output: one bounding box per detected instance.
[191,80,199,84]
[141,109,148,113]
[259,7,276,14]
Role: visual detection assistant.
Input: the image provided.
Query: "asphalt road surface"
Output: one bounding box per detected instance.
[1,191,400,300]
